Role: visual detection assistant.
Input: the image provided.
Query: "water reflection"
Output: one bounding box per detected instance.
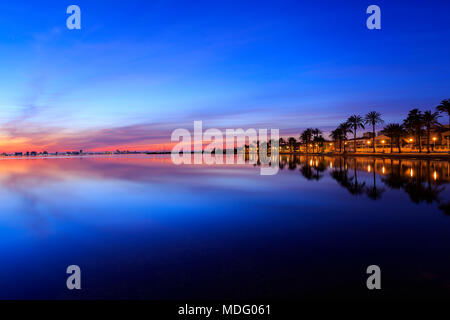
[1,155,450,299]
[276,155,450,215]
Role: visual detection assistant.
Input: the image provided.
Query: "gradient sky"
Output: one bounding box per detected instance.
[0,0,449,152]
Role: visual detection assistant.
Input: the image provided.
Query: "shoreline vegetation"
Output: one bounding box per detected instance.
[280,99,450,156]
[1,150,449,160]
[2,100,449,160]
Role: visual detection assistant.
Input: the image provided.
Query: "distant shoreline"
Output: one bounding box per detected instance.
[1,151,449,161]
[278,151,450,160]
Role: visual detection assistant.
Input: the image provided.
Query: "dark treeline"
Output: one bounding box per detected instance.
[282,99,449,154]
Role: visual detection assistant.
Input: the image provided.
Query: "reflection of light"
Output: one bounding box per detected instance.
[310,160,313,165]
[330,162,333,168]
[382,166,385,174]
[434,171,437,180]
[367,165,371,172]
[315,160,318,166]
[410,169,414,177]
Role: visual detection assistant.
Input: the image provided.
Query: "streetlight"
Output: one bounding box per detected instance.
[381,140,385,153]
[433,137,437,151]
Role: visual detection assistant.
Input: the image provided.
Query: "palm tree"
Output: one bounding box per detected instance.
[311,128,322,153]
[312,128,322,139]
[313,135,325,153]
[288,137,297,153]
[300,129,313,153]
[338,122,352,153]
[422,110,441,153]
[330,128,343,152]
[403,109,424,152]
[346,115,365,152]
[381,123,405,153]
[436,99,450,128]
[364,111,384,153]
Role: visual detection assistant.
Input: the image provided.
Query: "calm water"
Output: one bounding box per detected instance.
[0,155,449,300]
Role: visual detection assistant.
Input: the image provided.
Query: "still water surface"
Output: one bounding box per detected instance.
[0,155,449,299]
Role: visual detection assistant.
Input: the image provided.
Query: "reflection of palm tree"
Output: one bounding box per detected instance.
[278,156,287,170]
[330,158,350,188]
[381,159,406,189]
[347,159,366,195]
[301,163,314,180]
[403,181,442,204]
[438,202,450,215]
[329,157,365,195]
[366,160,385,200]
[402,161,444,204]
[288,155,297,170]
[300,157,325,181]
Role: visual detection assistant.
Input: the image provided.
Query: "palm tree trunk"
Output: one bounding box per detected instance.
[427,128,430,153]
[397,136,402,153]
[372,124,376,153]
[354,129,357,153]
[418,132,422,152]
[390,138,393,153]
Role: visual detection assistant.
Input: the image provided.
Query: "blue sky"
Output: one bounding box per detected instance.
[0,0,449,151]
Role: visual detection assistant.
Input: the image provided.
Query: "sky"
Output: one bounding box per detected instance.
[0,0,449,152]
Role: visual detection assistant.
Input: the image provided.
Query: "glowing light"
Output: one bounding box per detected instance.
[382,140,385,144]
[309,160,313,166]
[330,162,333,168]
[434,171,437,180]
[367,165,371,172]
[410,169,414,177]
[409,138,413,142]
[382,166,385,174]
[367,141,371,144]
[433,137,437,141]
